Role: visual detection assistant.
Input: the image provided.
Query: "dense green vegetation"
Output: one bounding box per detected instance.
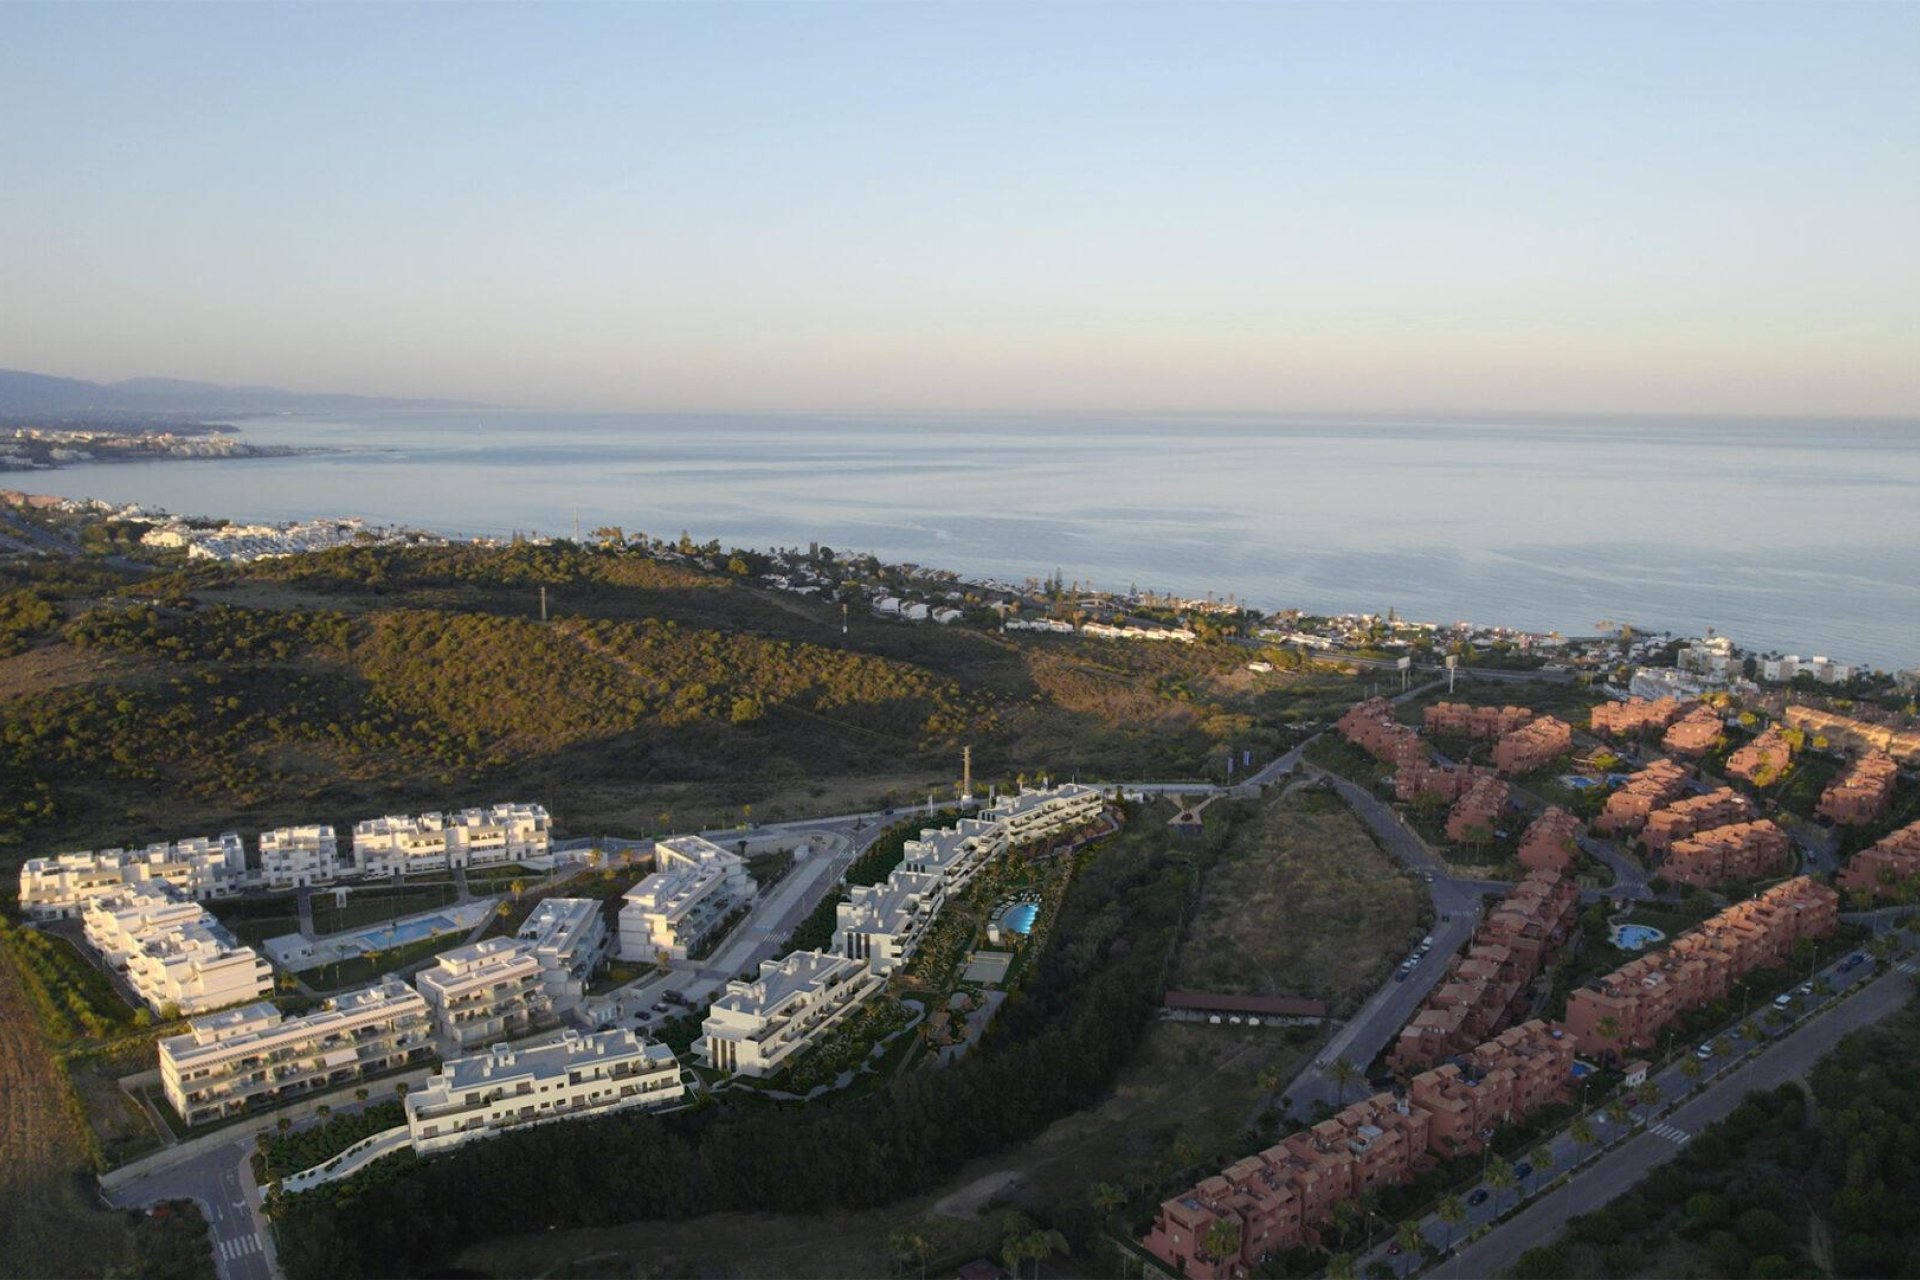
[262,1100,407,1181]
[1516,994,1920,1279]
[0,588,59,657]
[271,813,1198,1277]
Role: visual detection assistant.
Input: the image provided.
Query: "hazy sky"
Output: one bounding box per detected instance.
[2,2,1915,415]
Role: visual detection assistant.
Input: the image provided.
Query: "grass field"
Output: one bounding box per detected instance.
[308,882,460,936]
[1172,786,1428,1013]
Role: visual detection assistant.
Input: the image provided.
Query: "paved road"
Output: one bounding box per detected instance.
[106,1140,277,1280]
[1350,935,1914,1279]
[1279,767,1493,1115]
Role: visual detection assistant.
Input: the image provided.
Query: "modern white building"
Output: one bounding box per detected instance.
[121,918,275,1016]
[982,783,1106,846]
[699,950,885,1077]
[1761,655,1859,685]
[80,882,206,966]
[158,977,434,1125]
[17,835,245,919]
[617,835,756,963]
[516,897,610,1007]
[835,870,945,975]
[414,937,553,1051]
[259,825,339,889]
[404,1029,684,1156]
[352,803,551,877]
[900,819,1008,894]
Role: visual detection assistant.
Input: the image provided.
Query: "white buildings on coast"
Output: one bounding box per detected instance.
[18,835,247,919]
[617,835,756,964]
[353,804,552,878]
[81,881,273,1016]
[158,977,436,1125]
[404,1029,684,1155]
[699,949,884,1077]
[260,825,339,889]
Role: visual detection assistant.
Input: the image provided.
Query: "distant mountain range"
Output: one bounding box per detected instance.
[0,367,486,417]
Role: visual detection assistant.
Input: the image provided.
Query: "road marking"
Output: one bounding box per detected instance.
[1649,1123,1690,1144]
[1897,960,1917,975]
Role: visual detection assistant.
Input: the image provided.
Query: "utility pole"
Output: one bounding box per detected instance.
[841,602,848,636]
[539,586,548,622]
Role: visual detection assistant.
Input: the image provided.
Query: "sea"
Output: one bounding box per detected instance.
[21,412,1920,669]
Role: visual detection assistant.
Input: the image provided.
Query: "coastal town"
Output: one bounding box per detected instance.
[2,488,1919,1280]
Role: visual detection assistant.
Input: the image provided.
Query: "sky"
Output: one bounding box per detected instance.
[1,1,1915,416]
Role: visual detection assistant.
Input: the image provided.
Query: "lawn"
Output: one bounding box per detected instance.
[1171,785,1428,1014]
[308,932,475,992]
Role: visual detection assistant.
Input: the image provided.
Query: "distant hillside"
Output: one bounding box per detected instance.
[0,367,486,417]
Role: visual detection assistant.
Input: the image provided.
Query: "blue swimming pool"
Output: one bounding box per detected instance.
[357,915,457,949]
[1610,923,1666,951]
[1559,775,1599,791]
[1002,903,1039,935]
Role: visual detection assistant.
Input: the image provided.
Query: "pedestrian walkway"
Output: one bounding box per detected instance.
[1648,1122,1691,1144]
[216,1233,266,1264]
[1896,959,1918,976]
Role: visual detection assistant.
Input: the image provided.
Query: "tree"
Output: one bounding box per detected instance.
[1486,1156,1517,1216]
[1201,1217,1242,1266]
[1395,1219,1422,1258]
[509,878,526,903]
[1436,1196,1467,1252]
[1604,1099,1631,1131]
[354,1087,369,1105]
[1682,1056,1705,1085]
[1329,1057,1359,1107]
[1569,1116,1597,1165]
[1635,1080,1661,1118]
[1327,1252,1356,1280]
[395,1081,409,1101]
[1089,1182,1126,1221]
[887,1228,930,1279]
[1526,1144,1553,1194]
[315,1104,331,1121]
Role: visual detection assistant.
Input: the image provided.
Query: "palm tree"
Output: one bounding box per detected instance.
[1569,1115,1597,1167]
[1604,1099,1631,1132]
[1485,1156,1517,1216]
[1022,1229,1065,1279]
[1635,1079,1660,1120]
[1256,1064,1285,1096]
[276,1116,292,1136]
[1527,1144,1554,1195]
[1327,1252,1356,1280]
[1395,1219,1423,1259]
[509,878,526,903]
[1329,1058,1359,1107]
[1201,1218,1242,1268]
[1089,1182,1126,1221]
[354,1086,369,1106]
[1681,1056,1704,1086]
[395,1081,409,1102]
[1436,1196,1467,1253]
[887,1228,930,1279]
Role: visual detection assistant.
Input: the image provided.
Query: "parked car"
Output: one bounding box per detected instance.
[1467,1189,1490,1207]
[1514,1161,1533,1181]
[1840,953,1866,971]
[1695,1043,1714,1060]
[1773,993,1794,1009]
[1796,983,1814,996]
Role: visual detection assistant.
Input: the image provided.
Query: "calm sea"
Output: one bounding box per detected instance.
[24,412,1920,669]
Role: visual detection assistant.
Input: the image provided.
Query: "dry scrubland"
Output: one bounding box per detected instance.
[1173,786,1427,1012]
[0,542,1362,861]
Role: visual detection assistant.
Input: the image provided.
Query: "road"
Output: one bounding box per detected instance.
[105,1139,276,1280]
[1352,934,1915,1279]
[1278,767,1493,1115]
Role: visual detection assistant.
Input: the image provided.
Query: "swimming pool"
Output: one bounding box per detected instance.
[1002,903,1039,935]
[356,915,457,950]
[1559,775,1600,790]
[1610,923,1666,951]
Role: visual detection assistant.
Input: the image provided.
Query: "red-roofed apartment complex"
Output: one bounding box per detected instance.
[1563,877,1838,1060]
[1389,871,1578,1074]
[1818,752,1898,826]
[1662,705,1725,757]
[1445,775,1511,843]
[1641,788,1754,854]
[1662,819,1792,889]
[1144,1021,1574,1278]
[1336,698,1425,769]
[1595,760,1693,836]
[1493,716,1573,776]
[1726,727,1795,786]
[1590,697,1687,738]
[1837,819,1920,899]
[1517,807,1583,875]
[1425,702,1535,740]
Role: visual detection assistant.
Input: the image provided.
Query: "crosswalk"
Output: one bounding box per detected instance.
[1648,1122,1691,1144]
[1896,960,1917,976]
[216,1233,263,1263]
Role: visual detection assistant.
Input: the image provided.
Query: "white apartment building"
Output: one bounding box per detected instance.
[18,835,245,919]
[404,1029,683,1156]
[516,897,610,1006]
[122,918,275,1016]
[80,882,205,965]
[699,950,885,1077]
[159,977,434,1125]
[982,783,1106,847]
[836,870,945,975]
[618,835,756,963]
[414,937,553,1051]
[259,825,339,889]
[352,803,551,877]
[1762,655,1859,685]
[900,819,1008,894]
[79,881,273,1015]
